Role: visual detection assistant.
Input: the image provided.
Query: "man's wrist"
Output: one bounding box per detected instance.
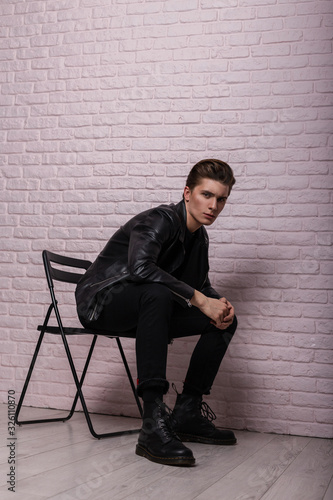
[190,290,207,309]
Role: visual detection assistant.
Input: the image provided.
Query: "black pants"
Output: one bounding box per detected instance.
[89,283,237,398]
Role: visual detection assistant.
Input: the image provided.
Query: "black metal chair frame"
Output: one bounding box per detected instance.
[15,250,143,439]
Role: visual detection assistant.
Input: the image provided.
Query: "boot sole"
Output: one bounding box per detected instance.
[135,444,195,466]
[177,433,237,446]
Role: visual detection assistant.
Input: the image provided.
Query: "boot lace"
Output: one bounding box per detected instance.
[162,401,178,428]
[172,383,217,424]
[155,400,179,440]
[199,401,217,423]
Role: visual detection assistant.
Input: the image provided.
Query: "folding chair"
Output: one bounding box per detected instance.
[15,250,143,439]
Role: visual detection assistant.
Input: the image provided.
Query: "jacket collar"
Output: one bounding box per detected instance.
[174,200,187,243]
[173,199,208,246]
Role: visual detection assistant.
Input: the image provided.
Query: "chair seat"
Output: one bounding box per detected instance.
[37,324,137,338]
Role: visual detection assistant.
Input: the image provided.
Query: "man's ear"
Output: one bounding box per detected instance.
[183,185,191,202]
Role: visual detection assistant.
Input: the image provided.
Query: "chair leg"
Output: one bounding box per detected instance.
[15,305,75,426]
[60,331,141,439]
[65,334,98,420]
[68,336,143,437]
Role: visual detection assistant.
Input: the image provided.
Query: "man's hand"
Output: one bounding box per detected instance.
[190,291,230,327]
[214,298,234,330]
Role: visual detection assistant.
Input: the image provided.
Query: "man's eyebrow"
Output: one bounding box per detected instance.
[201,189,228,199]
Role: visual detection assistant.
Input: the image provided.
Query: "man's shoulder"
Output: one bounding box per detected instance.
[144,200,184,224]
[121,201,184,235]
[136,201,185,240]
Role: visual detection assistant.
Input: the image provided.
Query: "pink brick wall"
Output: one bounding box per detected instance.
[1,0,332,439]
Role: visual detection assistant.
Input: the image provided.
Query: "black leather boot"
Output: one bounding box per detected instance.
[172,393,237,445]
[136,400,195,466]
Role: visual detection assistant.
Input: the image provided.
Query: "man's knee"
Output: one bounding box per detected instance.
[229,314,237,335]
[221,315,237,346]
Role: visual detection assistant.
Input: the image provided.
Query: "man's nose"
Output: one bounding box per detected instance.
[209,198,217,210]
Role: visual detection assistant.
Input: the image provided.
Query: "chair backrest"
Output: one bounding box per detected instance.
[42,250,92,290]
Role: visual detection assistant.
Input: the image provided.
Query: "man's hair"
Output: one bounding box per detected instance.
[186,159,236,195]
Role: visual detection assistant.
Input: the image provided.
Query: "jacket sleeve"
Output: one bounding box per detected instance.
[127,211,194,306]
[200,274,221,299]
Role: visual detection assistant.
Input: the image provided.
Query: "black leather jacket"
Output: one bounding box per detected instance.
[75,200,220,325]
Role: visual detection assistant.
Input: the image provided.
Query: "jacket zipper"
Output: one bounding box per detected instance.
[89,301,99,321]
[201,273,208,290]
[171,290,192,307]
[89,273,125,288]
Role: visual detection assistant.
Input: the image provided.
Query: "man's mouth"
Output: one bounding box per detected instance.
[203,213,215,220]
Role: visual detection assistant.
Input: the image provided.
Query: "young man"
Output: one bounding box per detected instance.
[76,159,237,466]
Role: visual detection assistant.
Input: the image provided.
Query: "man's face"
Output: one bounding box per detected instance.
[183,178,229,233]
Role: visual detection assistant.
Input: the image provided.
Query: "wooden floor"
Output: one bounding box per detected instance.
[0,404,332,500]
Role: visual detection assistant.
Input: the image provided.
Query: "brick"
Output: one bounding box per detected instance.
[174,47,211,61]
[274,229,317,245]
[295,40,332,55]
[26,141,58,153]
[244,18,283,32]
[209,137,245,151]
[149,125,183,137]
[291,189,331,204]
[231,83,271,97]
[261,302,303,318]
[253,95,294,110]
[303,305,333,320]
[269,176,311,191]
[231,57,268,72]
[8,203,40,215]
[321,262,333,275]
[24,117,58,129]
[285,14,322,29]
[263,30,303,46]
[272,81,314,96]
[275,376,317,393]
[168,23,203,38]
[222,7,256,20]
[151,152,188,164]
[205,20,243,35]
[317,233,333,245]
[288,135,328,149]
[2,82,33,95]
[293,393,332,409]
[315,409,333,425]
[235,260,275,274]
[247,360,291,376]
[289,422,332,439]
[211,97,250,110]
[181,10,218,23]
[284,289,328,304]
[314,350,332,364]
[271,406,315,422]
[0,142,23,154]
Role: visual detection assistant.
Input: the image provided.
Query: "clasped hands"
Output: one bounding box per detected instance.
[211,297,234,330]
[190,291,235,330]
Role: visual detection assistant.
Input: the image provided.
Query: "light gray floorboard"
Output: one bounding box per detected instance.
[193,434,310,500]
[0,405,332,500]
[260,438,333,500]
[122,432,277,500]
[323,477,333,500]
